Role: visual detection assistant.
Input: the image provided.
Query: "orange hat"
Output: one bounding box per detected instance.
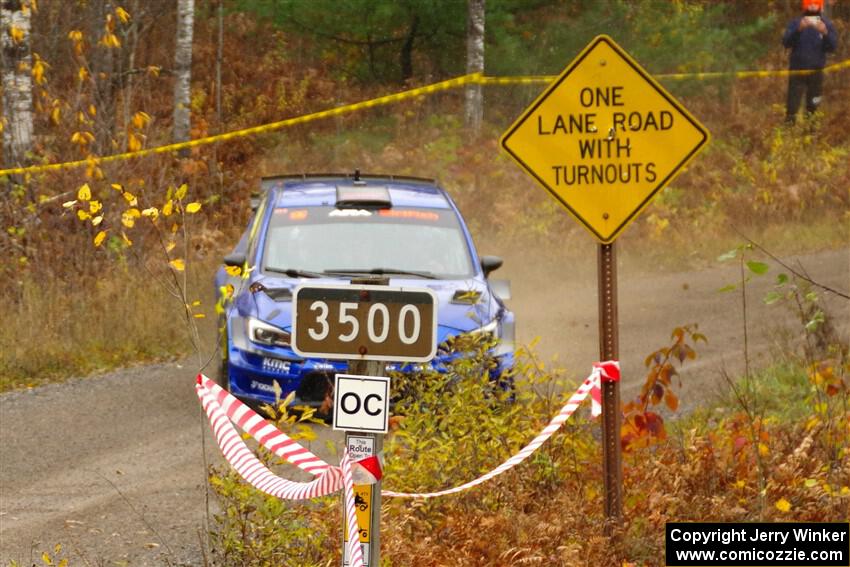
[802,0,823,11]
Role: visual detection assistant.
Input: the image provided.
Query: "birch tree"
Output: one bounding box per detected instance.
[172,0,193,152]
[1,0,34,167]
[464,0,485,137]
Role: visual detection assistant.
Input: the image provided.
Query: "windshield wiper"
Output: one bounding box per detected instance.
[324,268,438,279]
[264,267,324,278]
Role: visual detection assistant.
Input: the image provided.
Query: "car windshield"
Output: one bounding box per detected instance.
[262,206,474,279]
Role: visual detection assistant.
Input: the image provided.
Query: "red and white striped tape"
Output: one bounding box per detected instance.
[382,360,620,499]
[197,376,340,497]
[196,375,365,567]
[196,361,618,563]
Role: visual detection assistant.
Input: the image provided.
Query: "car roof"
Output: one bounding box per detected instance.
[261,173,452,210]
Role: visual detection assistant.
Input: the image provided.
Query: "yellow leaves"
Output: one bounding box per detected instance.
[121,231,132,246]
[70,131,95,147]
[41,551,51,565]
[162,200,173,216]
[121,208,140,228]
[99,32,121,49]
[78,66,89,82]
[175,183,188,200]
[169,258,186,272]
[122,192,137,207]
[131,111,151,129]
[76,209,91,221]
[87,160,104,180]
[68,30,85,56]
[9,26,25,44]
[758,443,770,457]
[32,54,48,85]
[93,230,107,247]
[141,207,159,220]
[50,104,61,125]
[147,65,161,77]
[77,183,92,201]
[774,498,791,513]
[115,6,131,23]
[127,132,143,152]
[185,202,201,214]
[224,265,242,277]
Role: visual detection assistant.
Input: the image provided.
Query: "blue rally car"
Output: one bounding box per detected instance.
[213,172,514,410]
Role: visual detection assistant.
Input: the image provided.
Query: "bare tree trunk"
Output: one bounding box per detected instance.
[172,0,194,155]
[1,0,34,168]
[464,0,485,138]
[400,14,419,83]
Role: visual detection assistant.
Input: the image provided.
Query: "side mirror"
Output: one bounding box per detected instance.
[224,252,246,267]
[480,255,503,278]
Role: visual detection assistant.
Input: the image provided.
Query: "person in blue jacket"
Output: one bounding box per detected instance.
[782,0,838,122]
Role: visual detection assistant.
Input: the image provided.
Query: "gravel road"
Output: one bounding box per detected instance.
[1,247,847,565]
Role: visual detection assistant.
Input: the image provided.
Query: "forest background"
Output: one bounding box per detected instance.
[1,1,849,565]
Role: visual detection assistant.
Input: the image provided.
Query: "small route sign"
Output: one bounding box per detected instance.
[500,34,709,243]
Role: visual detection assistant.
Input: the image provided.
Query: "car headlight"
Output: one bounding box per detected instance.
[247,317,291,347]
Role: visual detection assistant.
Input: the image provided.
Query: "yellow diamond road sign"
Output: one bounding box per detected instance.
[501,35,709,243]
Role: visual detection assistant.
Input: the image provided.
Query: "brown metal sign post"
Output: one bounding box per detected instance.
[598,243,622,528]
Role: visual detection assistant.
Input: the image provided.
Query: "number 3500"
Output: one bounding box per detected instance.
[306,301,422,345]
[292,285,437,361]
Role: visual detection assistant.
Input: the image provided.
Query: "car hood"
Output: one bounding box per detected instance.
[234,275,499,343]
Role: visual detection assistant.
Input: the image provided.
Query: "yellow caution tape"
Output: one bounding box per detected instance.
[657,58,850,80]
[480,58,850,84]
[0,73,481,177]
[1,59,847,177]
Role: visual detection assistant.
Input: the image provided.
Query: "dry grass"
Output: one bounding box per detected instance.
[0,260,219,391]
